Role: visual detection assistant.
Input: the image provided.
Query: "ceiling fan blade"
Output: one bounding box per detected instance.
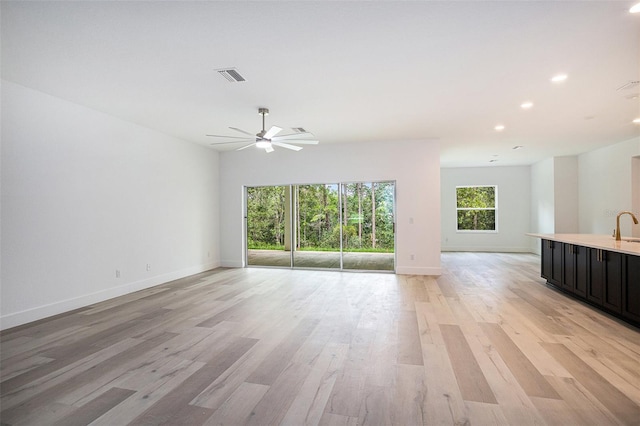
[206,134,253,139]
[263,126,282,139]
[265,145,275,153]
[229,127,255,136]
[272,141,303,151]
[280,140,319,145]
[209,139,254,145]
[236,143,256,151]
[271,132,314,140]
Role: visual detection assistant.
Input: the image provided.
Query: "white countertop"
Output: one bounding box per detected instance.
[527,233,640,256]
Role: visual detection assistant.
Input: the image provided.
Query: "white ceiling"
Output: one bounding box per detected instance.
[2,1,639,167]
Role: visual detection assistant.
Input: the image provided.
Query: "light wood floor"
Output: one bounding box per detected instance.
[1,253,639,425]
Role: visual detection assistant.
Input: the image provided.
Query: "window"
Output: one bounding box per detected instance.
[456,186,497,232]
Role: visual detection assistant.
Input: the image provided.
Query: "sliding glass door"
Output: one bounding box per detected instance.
[342,182,395,271]
[245,181,395,271]
[246,185,289,267]
[292,184,341,269]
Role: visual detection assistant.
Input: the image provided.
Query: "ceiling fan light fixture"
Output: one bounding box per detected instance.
[551,74,568,83]
[256,140,271,149]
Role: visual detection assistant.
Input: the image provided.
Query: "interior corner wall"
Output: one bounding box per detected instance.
[0,81,220,329]
[553,156,579,234]
[440,166,531,253]
[578,137,640,236]
[218,140,441,275]
[633,155,640,238]
[530,158,555,254]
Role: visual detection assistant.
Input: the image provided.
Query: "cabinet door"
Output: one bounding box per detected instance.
[541,240,562,286]
[587,248,604,305]
[541,240,553,280]
[551,241,563,285]
[563,244,575,292]
[602,251,623,313]
[622,255,640,323]
[573,245,588,298]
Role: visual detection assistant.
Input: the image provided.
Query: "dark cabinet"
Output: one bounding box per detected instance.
[563,244,587,297]
[622,254,640,323]
[603,251,624,313]
[539,239,638,326]
[588,249,623,313]
[541,239,562,286]
[587,248,604,304]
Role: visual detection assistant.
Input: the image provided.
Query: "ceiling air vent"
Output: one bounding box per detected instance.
[292,127,307,133]
[616,80,639,91]
[216,68,246,83]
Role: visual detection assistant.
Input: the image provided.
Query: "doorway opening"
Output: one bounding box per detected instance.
[245,181,395,272]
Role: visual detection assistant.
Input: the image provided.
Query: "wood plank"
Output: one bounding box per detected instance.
[204,382,270,426]
[390,364,426,426]
[439,324,498,404]
[245,318,319,385]
[52,387,136,426]
[541,342,640,425]
[128,336,257,425]
[397,310,423,366]
[246,361,313,426]
[280,342,348,426]
[479,322,561,399]
[533,376,621,426]
[324,328,376,418]
[1,332,176,424]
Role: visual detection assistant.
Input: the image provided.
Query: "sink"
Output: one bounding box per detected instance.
[622,238,640,243]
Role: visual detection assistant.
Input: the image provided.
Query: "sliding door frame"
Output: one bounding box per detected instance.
[244,180,396,273]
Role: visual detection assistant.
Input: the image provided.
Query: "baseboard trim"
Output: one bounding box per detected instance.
[441,246,534,253]
[0,261,220,330]
[220,259,244,268]
[396,266,442,276]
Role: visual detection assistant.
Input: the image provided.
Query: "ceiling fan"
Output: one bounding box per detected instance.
[207,108,319,153]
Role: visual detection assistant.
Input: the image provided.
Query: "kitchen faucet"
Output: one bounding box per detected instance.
[615,211,639,241]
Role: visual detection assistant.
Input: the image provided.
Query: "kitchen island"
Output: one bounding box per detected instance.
[528,233,640,327]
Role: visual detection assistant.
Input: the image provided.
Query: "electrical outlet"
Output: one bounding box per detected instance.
[115,269,120,278]
[146,264,151,271]
[410,254,415,260]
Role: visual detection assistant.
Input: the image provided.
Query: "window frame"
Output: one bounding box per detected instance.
[455,185,498,233]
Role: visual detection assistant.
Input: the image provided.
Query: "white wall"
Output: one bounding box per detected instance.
[633,156,640,238]
[553,156,579,234]
[441,166,531,252]
[219,140,441,275]
[530,158,555,243]
[578,137,640,236]
[1,81,220,329]
[529,156,579,254]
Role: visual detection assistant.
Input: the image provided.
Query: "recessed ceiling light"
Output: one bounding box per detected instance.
[494,124,505,131]
[633,118,640,124]
[520,101,534,109]
[512,145,524,150]
[630,2,640,13]
[551,74,568,83]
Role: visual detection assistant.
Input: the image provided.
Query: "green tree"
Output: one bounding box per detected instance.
[456,186,496,231]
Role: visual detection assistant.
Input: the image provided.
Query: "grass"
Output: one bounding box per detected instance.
[248,244,393,253]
